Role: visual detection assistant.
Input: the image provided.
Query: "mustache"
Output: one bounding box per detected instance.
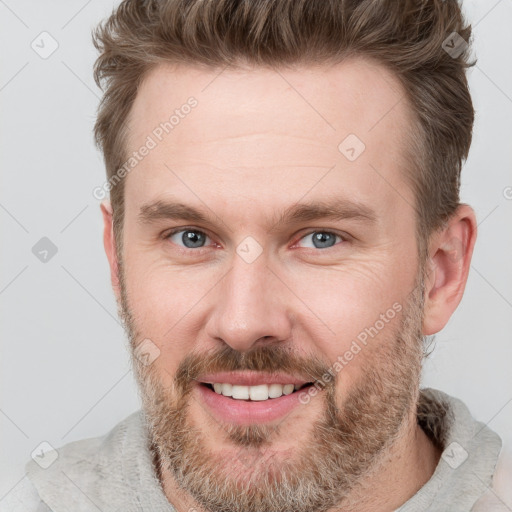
[173,343,332,395]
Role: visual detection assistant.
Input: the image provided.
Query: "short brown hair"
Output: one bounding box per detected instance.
[93,0,474,261]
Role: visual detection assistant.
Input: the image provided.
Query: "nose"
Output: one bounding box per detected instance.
[205,251,293,352]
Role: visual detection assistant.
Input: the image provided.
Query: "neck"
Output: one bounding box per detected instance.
[329,410,442,512]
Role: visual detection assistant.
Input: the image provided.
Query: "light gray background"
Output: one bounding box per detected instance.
[1,0,511,499]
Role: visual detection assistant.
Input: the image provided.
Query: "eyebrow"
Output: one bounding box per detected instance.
[137,198,377,230]
[138,200,211,225]
[270,199,377,230]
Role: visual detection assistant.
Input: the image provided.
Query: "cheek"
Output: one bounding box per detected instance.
[122,252,225,368]
[284,259,407,365]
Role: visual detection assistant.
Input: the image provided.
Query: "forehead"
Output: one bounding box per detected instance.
[124,59,415,223]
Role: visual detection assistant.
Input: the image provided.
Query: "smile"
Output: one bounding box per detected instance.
[204,382,311,401]
[195,372,317,424]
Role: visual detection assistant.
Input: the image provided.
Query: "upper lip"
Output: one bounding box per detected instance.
[196,371,313,387]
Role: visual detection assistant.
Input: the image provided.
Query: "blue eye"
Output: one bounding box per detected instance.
[165,229,345,252]
[167,229,210,249]
[298,231,342,249]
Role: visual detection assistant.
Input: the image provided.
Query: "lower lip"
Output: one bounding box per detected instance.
[196,383,312,425]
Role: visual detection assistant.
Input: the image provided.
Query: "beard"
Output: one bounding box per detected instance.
[117,260,426,512]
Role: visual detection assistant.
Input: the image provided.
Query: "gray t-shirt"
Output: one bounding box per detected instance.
[1,388,510,511]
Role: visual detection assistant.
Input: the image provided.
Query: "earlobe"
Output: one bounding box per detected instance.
[422,205,477,335]
[100,200,121,300]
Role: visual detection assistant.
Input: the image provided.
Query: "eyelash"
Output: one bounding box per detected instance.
[163,227,349,252]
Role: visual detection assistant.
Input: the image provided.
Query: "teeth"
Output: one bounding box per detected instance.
[283,384,294,395]
[249,384,269,401]
[231,385,250,399]
[211,383,305,401]
[268,383,284,399]
[221,383,233,397]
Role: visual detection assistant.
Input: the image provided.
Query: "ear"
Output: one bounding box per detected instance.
[100,200,121,303]
[422,204,477,335]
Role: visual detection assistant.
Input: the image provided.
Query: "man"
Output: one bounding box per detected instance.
[8,0,511,511]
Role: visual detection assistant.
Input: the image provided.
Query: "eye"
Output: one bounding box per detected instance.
[296,231,344,249]
[166,228,212,249]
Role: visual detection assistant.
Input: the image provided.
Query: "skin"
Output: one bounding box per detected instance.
[101,58,477,511]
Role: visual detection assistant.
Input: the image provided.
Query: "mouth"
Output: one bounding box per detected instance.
[195,372,317,425]
[200,382,313,401]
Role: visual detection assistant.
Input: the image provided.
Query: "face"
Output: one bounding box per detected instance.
[115,59,427,512]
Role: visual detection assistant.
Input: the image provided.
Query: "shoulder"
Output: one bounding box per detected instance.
[472,443,512,511]
[0,477,52,512]
[21,410,144,511]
